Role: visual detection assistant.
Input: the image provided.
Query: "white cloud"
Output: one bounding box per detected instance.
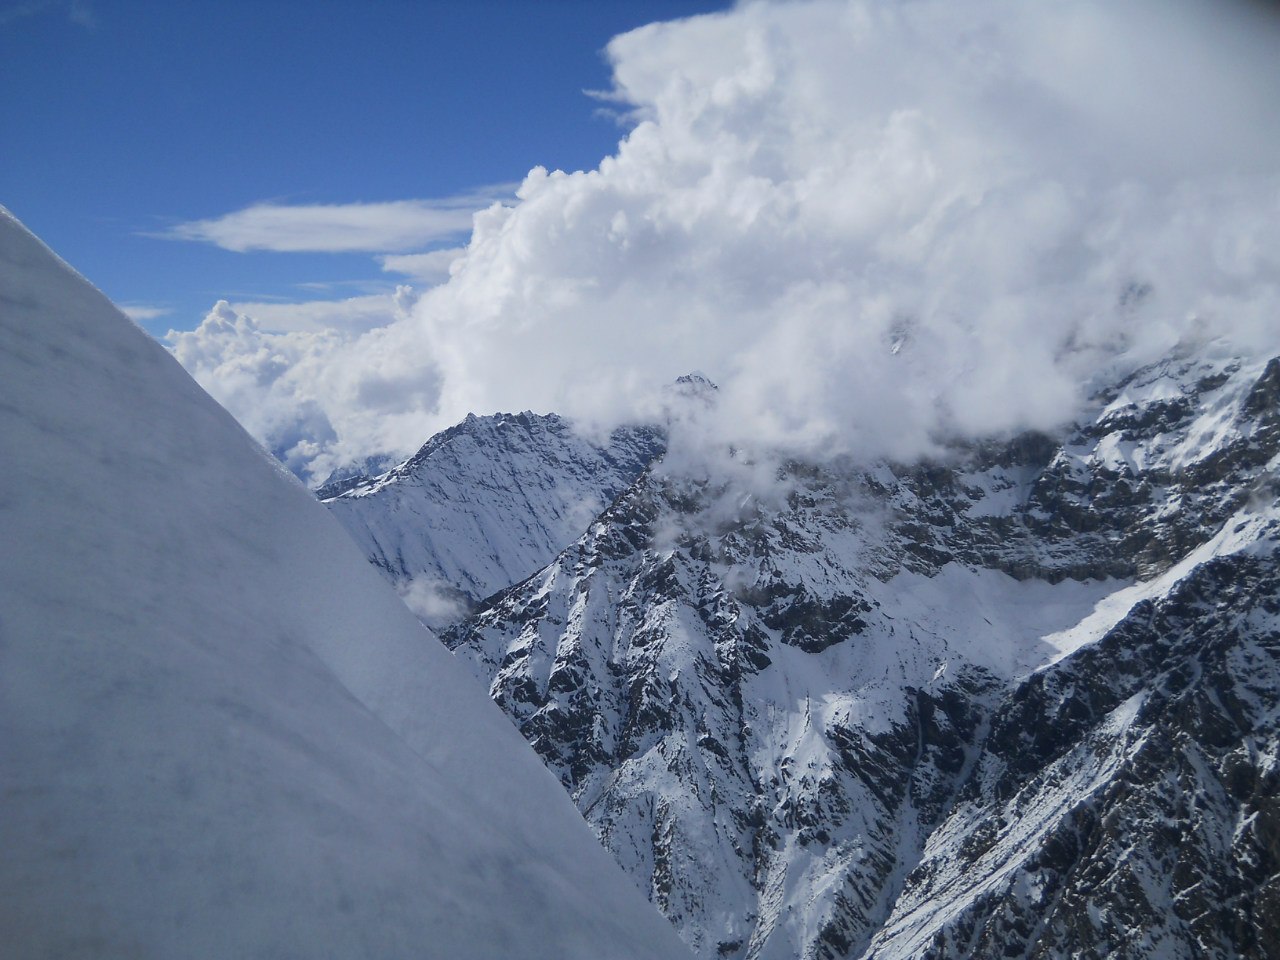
[171,0,1280,485]
[118,303,169,322]
[228,288,416,334]
[379,247,467,284]
[395,575,473,631]
[167,297,437,483]
[161,189,514,253]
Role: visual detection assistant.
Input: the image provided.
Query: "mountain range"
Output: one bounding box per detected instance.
[325,347,1280,959]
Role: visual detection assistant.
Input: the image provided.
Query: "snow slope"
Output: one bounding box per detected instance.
[0,206,691,960]
[323,410,663,627]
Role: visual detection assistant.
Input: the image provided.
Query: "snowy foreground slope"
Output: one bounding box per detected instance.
[0,207,692,960]
[335,347,1280,958]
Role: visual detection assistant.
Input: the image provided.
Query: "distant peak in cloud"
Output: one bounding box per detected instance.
[674,372,717,391]
[166,294,433,484]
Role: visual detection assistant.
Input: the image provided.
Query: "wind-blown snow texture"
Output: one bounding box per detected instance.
[0,207,692,960]
[335,341,1280,959]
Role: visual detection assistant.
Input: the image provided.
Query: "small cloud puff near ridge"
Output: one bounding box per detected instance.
[171,0,1280,485]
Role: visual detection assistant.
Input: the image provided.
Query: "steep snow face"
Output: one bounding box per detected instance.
[441,349,1280,959]
[323,411,663,627]
[0,207,691,960]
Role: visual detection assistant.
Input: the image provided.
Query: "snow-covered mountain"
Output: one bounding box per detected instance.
[331,340,1279,958]
[0,207,693,960]
[322,409,664,626]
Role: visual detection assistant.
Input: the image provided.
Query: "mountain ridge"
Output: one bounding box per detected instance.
[331,343,1279,958]
[322,408,665,626]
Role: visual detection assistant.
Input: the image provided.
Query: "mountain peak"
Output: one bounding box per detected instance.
[323,408,665,627]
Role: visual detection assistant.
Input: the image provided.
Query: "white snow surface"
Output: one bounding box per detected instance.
[0,207,691,960]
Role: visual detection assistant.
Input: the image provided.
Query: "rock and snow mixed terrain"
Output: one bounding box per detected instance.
[0,208,693,960]
[334,345,1280,959]
[323,412,663,627]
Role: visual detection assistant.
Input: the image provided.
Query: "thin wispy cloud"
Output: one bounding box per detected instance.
[379,248,467,283]
[293,278,391,293]
[159,189,514,254]
[67,0,93,28]
[117,303,169,322]
[225,289,415,334]
[0,1,43,26]
[0,0,94,29]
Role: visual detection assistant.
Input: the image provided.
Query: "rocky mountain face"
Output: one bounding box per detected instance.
[867,533,1279,959]
[330,349,1279,959]
[323,411,663,626]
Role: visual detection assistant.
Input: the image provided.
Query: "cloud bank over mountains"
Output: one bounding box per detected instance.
[168,0,1280,484]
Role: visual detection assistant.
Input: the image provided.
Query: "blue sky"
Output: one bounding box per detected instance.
[0,0,729,334]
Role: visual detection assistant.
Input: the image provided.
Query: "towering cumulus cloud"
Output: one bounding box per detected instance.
[172,0,1280,483]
